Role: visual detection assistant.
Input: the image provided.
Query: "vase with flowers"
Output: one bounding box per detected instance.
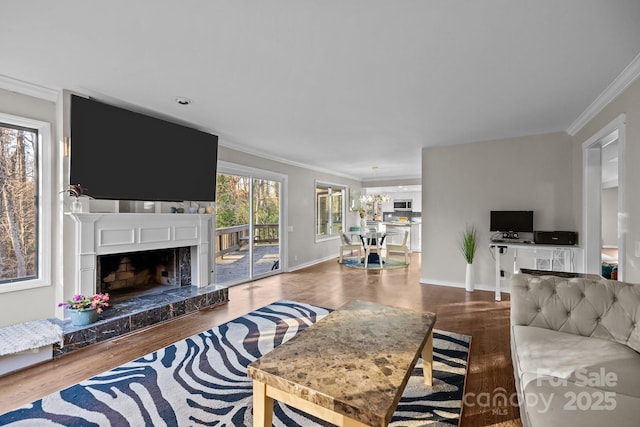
[359,208,367,232]
[59,293,110,326]
[62,183,87,213]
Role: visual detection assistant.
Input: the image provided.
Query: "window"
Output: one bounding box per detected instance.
[0,113,51,292]
[315,181,345,240]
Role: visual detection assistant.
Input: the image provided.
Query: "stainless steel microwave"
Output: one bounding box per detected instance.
[393,200,412,210]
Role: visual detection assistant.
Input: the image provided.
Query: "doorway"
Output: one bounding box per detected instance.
[214,162,286,286]
[582,114,626,279]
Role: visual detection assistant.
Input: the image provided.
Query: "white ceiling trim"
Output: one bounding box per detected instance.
[217,139,362,182]
[361,174,421,183]
[0,74,59,102]
[219,136,422,183]
[567,52,640,136]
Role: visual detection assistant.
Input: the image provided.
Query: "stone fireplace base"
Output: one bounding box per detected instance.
[50,284,228,357]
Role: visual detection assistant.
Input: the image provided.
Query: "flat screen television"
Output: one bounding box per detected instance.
[70,95,218,202]
[490,210,534,232]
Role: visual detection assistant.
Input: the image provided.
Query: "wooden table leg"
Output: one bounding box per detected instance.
[422,331,433,386]
[253,380,274,427]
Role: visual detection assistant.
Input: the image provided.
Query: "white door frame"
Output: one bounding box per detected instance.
[582,114,626,279]
[217,160,288,276]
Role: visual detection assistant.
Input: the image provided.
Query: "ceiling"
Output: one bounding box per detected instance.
[1,1,639,181]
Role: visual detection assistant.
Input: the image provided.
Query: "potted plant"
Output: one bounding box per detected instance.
[62,183,87,213]
[458,225,478,292]
[59,293,110,326]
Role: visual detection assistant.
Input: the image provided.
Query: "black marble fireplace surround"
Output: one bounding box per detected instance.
[53,245,227,357]
[50,283,228,357]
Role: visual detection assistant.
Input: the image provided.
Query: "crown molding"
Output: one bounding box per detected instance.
[361,174,421,183]
[567,52,640,136]
[0,74,59,102]
[217,138,362,182]
[219,137,420,183]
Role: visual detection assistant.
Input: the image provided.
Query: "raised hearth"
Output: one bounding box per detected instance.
[58,212,229,357]
[50,284,228,357]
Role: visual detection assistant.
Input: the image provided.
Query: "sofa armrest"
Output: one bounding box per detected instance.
[510,274,640,352]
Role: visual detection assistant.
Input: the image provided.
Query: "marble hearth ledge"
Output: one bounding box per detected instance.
[49,284,229,357]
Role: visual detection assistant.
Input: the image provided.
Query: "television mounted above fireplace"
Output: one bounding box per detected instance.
[70,94,218,202]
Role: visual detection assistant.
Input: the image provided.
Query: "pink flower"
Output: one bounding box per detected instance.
[59,292,111,313]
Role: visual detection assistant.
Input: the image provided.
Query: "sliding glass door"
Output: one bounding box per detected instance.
[214,173,251,284]
[214,165,283,285]
[252,178,281,276]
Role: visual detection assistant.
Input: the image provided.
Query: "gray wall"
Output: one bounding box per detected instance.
[0,88,59,327]
[421,132,575,289]
[0,91,360,328]
[218,145,361,270]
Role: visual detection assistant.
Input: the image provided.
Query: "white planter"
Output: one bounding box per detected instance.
[465,263,474,292]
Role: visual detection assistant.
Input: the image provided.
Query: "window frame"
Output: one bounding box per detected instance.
[314,180,346,242]
[0,112,52,293]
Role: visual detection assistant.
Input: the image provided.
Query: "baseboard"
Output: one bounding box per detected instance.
[0,345,52,376]
[420,277,510,294]
[287,254,338,272]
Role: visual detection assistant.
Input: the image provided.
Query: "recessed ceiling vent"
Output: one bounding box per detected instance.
[175,96,192,106]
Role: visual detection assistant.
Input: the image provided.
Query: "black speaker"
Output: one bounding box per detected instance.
[534,231,578,245]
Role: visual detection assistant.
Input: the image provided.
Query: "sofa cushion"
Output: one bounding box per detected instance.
[341,232,352,245]
[512,325,640,398]
[511,274,640,352]
[521,374,640,427]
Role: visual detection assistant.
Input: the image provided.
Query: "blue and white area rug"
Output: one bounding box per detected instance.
[341,257,408,269]
[0,300,471,426]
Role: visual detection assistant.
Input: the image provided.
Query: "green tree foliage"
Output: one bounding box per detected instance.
[215,174,280,229]
[215,173,249,228]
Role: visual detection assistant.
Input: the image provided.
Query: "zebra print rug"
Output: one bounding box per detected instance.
[0,300,471,426]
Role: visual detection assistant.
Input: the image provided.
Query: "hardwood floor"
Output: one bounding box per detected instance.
[0,253,521,426]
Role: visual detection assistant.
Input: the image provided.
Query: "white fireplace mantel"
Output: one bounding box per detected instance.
[67,213,213,296]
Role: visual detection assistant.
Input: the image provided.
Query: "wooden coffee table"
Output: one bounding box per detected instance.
[247,300,437,427]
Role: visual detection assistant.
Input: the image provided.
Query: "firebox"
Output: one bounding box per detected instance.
[96,247,191,301]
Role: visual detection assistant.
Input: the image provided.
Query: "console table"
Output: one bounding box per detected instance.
[489,242,582,301]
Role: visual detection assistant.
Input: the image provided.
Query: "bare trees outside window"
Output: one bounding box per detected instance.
[0,122,37,284]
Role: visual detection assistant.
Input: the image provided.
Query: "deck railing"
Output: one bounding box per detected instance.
[215,224,279,258]
[254,224,279,244]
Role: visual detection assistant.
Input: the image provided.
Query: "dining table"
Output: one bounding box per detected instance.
[348,231,395,264]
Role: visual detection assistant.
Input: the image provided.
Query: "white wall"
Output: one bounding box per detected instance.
[573,78,640,283]
[421,132,575,290]
[601,187,618,247]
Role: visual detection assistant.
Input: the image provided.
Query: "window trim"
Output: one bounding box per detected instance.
[314,180,346,242]
[0,112,52,293]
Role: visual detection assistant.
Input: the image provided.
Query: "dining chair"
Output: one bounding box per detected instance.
[339,232,362,263]
[385,230,410,264]
[361,232,384,268]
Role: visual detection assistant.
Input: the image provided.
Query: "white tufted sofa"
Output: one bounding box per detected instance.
[510,273,640,427]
